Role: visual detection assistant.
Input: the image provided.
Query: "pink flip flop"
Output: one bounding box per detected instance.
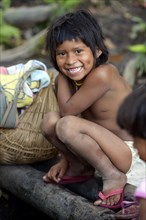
[98,188,124,209]
[44,175,92,184]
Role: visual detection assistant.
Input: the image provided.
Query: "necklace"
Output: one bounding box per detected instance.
[73,80,83,87]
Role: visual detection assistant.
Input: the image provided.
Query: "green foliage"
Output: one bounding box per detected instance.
[128,44,146,53]
[134,53,146,77]
[128,14,146,77]
[130,16,146,39]
[128,44,146,77]
[0,0,21,48]
[1,0,11,11]
[43,0,83,18]
[0,0,82,48]
[0,24,21,48]
[138,0,146,7]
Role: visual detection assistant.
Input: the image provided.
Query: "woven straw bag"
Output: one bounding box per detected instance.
[0,75,59,164]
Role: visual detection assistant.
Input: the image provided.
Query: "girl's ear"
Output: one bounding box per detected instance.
[96,49,102,58]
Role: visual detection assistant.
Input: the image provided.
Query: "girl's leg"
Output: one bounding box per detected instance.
[56,115,132,206]
[41,112,94,177]
[56,115,132,173]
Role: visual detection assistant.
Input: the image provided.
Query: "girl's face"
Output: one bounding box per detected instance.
[134,137,146,162]
[56,39,101,81]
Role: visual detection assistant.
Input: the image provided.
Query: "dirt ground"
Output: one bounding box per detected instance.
[0,1,145,219]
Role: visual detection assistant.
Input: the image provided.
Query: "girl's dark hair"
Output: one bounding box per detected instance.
[46,9,109,72]
[117,84,146,139]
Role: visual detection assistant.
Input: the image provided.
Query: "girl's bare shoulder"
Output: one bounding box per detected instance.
[90,63,119,82]
[95,63,118,73]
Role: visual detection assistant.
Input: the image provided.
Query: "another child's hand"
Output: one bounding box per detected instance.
[43,156,68,183]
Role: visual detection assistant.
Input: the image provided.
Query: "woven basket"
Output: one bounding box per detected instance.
[0,80,59,164]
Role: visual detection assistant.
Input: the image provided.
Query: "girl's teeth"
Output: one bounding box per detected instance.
[69,67,81,73]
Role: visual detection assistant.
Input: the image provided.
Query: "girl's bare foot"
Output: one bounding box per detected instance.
[94,172,127,207]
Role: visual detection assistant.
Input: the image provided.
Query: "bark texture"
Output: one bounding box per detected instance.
[0,159,136,220]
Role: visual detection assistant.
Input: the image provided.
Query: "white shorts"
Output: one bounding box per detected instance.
[125,141,146,187]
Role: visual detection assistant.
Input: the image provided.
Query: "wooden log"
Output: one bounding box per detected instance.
[32,159,136,202]
[0,158,136,219]
[32,158,103,202]
[4,5,57,29]
[0,29,46,66]
[0,164,116,220]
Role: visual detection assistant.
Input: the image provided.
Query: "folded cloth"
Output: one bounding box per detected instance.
[0,60,50,108]
[26,69,50,93]
[134,178,146,199]
[0,73,33,108]
[0,66,8,75]
[7,60,47,75]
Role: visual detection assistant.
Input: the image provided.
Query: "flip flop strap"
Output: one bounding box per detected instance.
[99,188,123,200]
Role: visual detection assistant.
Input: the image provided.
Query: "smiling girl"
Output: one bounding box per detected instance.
[41,9,145,209]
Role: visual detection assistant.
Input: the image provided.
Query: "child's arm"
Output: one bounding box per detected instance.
[56,73,76,107]
[56,65,112,116]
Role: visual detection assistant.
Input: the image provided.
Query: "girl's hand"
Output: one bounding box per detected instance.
[43,156,68,183]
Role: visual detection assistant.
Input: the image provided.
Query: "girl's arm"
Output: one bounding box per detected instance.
[56,73,76,109]
[56,66,111,116]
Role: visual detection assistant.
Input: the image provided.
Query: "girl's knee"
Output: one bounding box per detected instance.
[40,112,59,136]
[56,116,76,141]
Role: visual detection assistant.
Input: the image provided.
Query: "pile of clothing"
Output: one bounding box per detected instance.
[0,59,50,128]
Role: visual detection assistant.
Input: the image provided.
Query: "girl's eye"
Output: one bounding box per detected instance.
[75,49,82,53]
[56,52,66,56]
